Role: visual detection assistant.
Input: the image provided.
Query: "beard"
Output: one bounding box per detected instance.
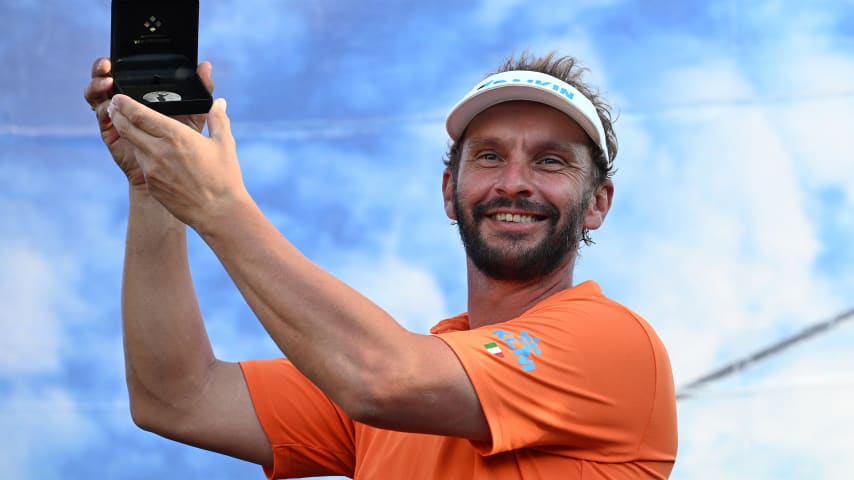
[453,189,588,282]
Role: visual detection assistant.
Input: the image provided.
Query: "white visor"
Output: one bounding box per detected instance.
[445,70,609,159]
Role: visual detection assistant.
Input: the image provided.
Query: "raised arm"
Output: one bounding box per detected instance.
[106,93,491,442]
[84,59,272,464]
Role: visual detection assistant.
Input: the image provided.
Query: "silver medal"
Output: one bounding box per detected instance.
[143,91,182,103]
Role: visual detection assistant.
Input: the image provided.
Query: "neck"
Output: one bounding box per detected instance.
[465,255,576,329]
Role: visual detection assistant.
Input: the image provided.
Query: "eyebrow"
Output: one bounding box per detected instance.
[537,141,588,156]
[464,136,588,157]
[463,137,502,150]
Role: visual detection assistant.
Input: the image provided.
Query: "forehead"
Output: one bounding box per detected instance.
[461,101,591,148]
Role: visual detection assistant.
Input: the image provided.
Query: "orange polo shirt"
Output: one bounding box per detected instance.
[240,281,677,478]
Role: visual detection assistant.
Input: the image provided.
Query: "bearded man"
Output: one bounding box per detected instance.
[84,51,678,479]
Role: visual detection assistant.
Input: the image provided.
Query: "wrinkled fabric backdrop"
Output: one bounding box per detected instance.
[1,1,853,479]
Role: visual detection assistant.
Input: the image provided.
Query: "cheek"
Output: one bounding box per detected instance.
[540,178,581,206]
[451,176,472,206]
[457,163,510,195]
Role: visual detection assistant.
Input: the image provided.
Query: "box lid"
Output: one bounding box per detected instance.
[111,0,199,69]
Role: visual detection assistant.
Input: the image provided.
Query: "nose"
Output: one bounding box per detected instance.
[494,159,533,198]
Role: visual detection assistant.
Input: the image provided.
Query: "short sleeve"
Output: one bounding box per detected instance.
[240,358,356,479]
[434,298,662,461]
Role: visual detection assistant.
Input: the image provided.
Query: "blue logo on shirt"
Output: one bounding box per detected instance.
[492,329,541,371]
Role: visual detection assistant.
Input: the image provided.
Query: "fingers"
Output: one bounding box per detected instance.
[84,57,114,111]
[91,57,111,78]
[197,61,215,95]
[109,94,190,150]
[207,98,234,147]
[93,98,117,134]
[85,76,114,110]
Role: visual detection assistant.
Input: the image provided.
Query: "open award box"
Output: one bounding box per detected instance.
[111,0,212,115]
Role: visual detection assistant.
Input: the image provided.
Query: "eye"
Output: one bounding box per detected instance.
[474,152,502,166]
[537,156,567,169]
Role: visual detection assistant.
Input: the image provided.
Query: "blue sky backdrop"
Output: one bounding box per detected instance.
[1,1,853,478]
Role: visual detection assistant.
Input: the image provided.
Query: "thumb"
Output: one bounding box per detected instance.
[208,98,234,146]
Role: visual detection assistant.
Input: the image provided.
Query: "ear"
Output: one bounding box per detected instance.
[583,179,614,231]
[442,168,457,220]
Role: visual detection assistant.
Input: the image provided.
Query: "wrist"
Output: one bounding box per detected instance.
[191,188,257,242]
[128,184,184,228]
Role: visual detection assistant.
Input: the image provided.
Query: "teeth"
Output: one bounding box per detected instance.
[495,212,537,223]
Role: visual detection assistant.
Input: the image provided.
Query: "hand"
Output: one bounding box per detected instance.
[107,94,248,231]
[83,57,214,188]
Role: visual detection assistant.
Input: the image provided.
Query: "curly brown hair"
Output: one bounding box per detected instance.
[443,51,618,187]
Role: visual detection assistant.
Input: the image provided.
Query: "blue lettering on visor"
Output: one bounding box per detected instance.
[476,78,576,102]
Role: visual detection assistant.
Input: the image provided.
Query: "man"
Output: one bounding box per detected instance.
[84,52,677,478]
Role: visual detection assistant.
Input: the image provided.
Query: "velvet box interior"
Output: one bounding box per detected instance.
[110,0,211,116]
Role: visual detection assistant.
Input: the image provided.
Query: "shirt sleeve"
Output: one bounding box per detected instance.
[434,297,661,461]
[240,358,356,479]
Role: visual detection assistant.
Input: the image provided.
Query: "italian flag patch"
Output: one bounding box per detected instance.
[484,342,504,358]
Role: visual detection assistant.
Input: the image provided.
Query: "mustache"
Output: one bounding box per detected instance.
[472,197,559,221]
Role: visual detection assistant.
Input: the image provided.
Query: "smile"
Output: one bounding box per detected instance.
[492,212,543,223]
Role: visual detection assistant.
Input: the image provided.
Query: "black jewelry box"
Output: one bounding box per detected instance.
[110,0,212,116]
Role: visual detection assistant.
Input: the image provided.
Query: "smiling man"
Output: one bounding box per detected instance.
[84,52,677,478]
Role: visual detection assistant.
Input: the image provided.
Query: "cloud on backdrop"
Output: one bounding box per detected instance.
[1,0,852,478]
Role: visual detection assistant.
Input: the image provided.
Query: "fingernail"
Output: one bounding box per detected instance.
[215,98,227,112]
[107,97,117,119]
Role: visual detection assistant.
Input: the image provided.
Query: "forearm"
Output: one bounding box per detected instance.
[122,186,215,425]
[197,194,415,415]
